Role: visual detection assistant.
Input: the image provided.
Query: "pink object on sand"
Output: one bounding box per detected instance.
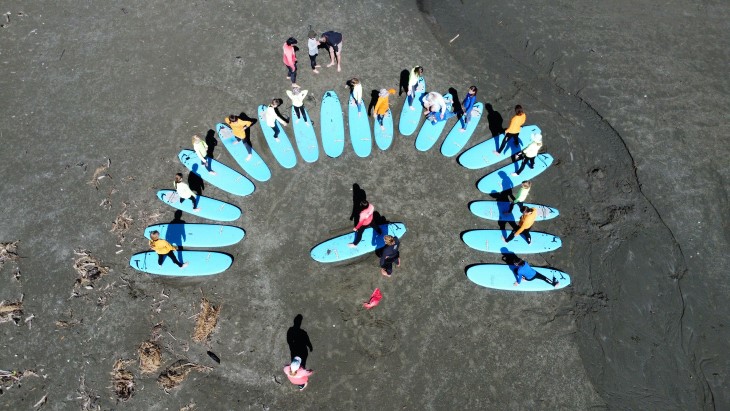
[363,288,383,309]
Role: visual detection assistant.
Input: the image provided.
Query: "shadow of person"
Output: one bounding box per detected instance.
[165,211,187,249]
[287,314,313,368]
[187,167,204,196]
[448,87,463,121]
[205,129,217,157]
[370,211,389,249]
[350,183,367,223]
[398,69,410,96]
[367,89,379,117]
[486,103,504,138]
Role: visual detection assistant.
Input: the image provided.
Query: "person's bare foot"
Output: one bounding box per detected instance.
[380,125,385,131]
[396,258,401,267]
[295,118,300,124]
[347,243,356,248]
[553,281,559,288]
[410,106,415,111]
[193,208,201,213]
[275,137,280,142]
[381,269,391,277]
[337,65,341,72]
[460,128,467,132]
[246,154,252,161]
[511,172,518,176]
[209,171,217,176]
[493,150,500,155]
[327,62,335,67]
[181,262,189,269]
[233,140,240,145]
[313,69,319,74]
[286,76,290,80]
[315,64,321,68]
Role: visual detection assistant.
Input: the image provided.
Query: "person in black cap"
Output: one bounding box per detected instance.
[283,37,299,87]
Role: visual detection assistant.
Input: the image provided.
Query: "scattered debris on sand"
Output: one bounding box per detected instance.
[179,401,196,411]
[72,249,109,293]
[0,241,20,269]
[76,376,100,411]
[156,360,211,391]
[110,359,135,401]
[138,341,162,374]
[0,369,38,392]
[110,203,133,243]
[88,158,112,190]
[0,296,24,325]
[192,298,221,343]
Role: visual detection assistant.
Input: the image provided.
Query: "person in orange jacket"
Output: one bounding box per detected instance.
[373,88,395,130]
[495,104,526,154]
[505,206,537,244]
[149,230,188,268]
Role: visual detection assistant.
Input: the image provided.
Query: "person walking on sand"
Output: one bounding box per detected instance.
[149,230,188,269]
[379,235,401,277]
[511,132,542,176]
[286,86,310,124]
[283,37,299,87]
[307,30,321,74]
[373,88,395,130]
[349,200,383,247]
[224,114,254,160]
[406,66,424,108]
[513,258,559,287]
[174,173,200,212]
[504,206,537,244]
[319,30,343,71]
[283,356,313,391]
[506,180,532,214]
[191,134,216,175]
[346,78,364,117]
[495,105,526,154]
[265,98,289,142]
[459,86,478,131]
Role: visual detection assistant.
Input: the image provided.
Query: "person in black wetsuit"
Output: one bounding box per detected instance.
[380,235,401,277]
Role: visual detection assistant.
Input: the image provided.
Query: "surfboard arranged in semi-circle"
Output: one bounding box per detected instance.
[415,92,453,152]
[177,150,254,197]
[469,201,560,222]
[458,125,541,170]
[143,223,245,248]
[310,222,407,263]
[216,123,272,182]
[129,250,233,276]
[348,96,372,157]
[462,229,562,254]
[399,76,426,136]
[320,90,345,158]
[466,264,570,291]
[441,102,484,157]
[373,109,394,150]
[290,106,319,163]
[476,153,553,194]
[257,105,297,169]
[156,190,241,222]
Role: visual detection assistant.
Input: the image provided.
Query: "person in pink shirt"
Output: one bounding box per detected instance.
[283,37,299,88]
[348,200,383,247]
[283,356,313,390]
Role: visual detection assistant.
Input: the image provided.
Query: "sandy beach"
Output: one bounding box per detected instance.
[0,0,727,409]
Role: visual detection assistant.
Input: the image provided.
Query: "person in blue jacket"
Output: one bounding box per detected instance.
[459,86,478,131]
[379,235,401,277]
[513,258,559,287]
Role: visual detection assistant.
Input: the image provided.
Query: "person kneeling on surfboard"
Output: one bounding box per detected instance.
[511,133,542,176]
[149,230,188,269]
[174,173,200,212]
[513,259,558,287]
[423,92,453,124]
[349,200,383,247]
[265,99,289,142]
[380,235,401,277]
[373,88,395,131]
[505,206,537,244]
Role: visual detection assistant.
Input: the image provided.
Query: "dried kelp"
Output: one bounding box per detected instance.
[156,360,210,391]
[110,359,135,401]
[0,241,20,269]
[138,341,162,374]
[0,297,23,325]
[192,298,220,343]
[73,249,109,291]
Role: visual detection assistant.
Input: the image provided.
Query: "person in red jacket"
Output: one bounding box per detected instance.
[348,200,383,247]
[283,356,313,391]
[283,37,298,87]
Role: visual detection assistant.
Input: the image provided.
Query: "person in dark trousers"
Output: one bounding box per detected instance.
[513,258,559,287]
[148,231,188,269]
[307,30,321,74]
[282,37,298,87]
[174,173,200,211]
[507,180,532,214]
[406,66,424,107]
[319,30,343,72]
[348,200,383,247]
[505,206,537,244]
[265,98,288,141]
[379,235,401,277]
[495,104,526,154]
[459,86,478,131]
[512,133,542,176]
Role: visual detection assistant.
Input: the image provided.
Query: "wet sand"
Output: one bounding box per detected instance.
[0,0,727,409]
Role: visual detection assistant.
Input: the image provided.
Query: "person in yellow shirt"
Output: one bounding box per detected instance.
[224,114,254,161]
[149,231,188,268]
[495,104,526,154]
[505,206,537,244]
[373,88,395,130]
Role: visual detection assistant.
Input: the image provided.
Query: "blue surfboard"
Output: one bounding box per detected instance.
[320,90,345,158]
[177,150,254,197]
[157,190,241,222]
[462,229,562,254]
[469,201,560,222]
[143,223,245,248]
[310,223,407,263]
[373,109,394,150]
[398,77,426,136]
[458,125,541,169]
[441,102,484,157]
[290,107,319,163]
[257,105,297,169]
[477,154,553,194]
[348,96,372,157]
[467,264,570,291]
[129,251,232,276]
[415,92,453,151]
[216,123,272,182]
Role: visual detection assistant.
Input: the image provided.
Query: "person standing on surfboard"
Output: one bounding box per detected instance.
[319,30,343,72]
[149,230,188,269]
[380,235,401,277]
[406,66,424,108]
[174,173,200,212]
[265,99,289,142]
[495,105,526,154]
[283,356,313,391]
[507,180,532,213]
[349,200,383,247]
[505,206,537,244]
[458,86,478,131]
[286,86,310,124]
[283,37,299,88]
[346,78,364,117]
[192,134,216,175]
[224,114,254,161]
[307,30,321,74]
[373,88,395,130]
[513,258,559,287]
[512,133,543,176]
